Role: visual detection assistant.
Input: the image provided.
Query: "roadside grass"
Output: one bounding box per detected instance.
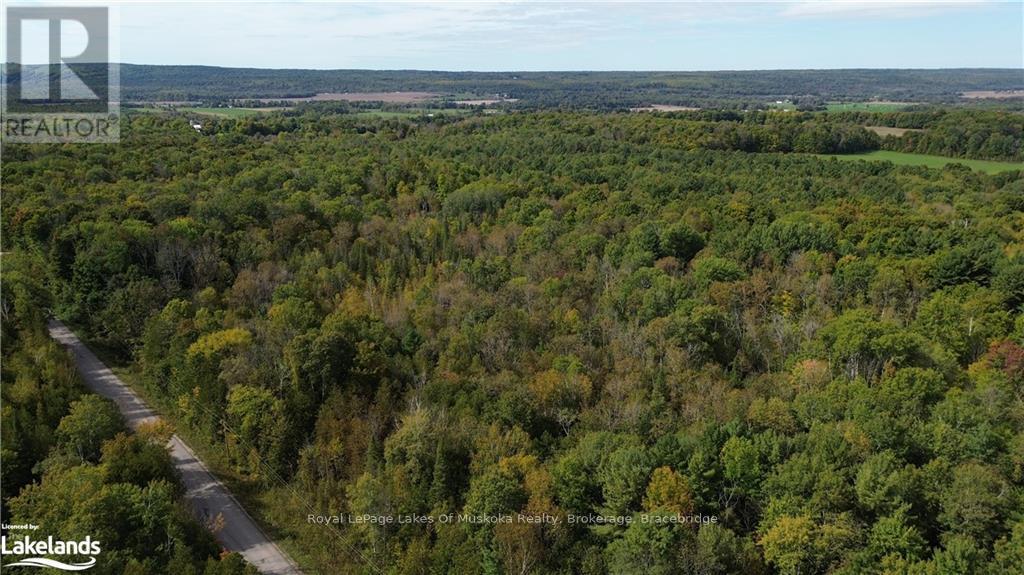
[813,150,1023,174]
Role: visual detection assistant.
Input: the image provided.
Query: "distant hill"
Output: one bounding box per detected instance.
[3,64,1022,108]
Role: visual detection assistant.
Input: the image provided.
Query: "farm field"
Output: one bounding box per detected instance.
[129,105,475,120]
[826,101,910,111]
[962,89,1024,99]
[816,149,1023,173]
[127,106,282,117]
[253,91,442,103]
[452,98,519,105]
[178,106,279,117]
[629,104,702,112]
[352,107,476,118]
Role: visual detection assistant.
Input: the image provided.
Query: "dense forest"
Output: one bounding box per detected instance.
[8,65,1019,107]
[3,108,1024,574]
[0,253,256,574]
[826,109,1024,161]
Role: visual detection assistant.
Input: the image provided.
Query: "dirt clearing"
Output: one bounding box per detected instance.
[629,105,701,112]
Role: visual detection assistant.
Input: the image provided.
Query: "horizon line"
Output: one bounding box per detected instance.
[8,62,1021,74]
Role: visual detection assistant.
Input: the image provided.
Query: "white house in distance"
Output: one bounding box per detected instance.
[189,120,203,133]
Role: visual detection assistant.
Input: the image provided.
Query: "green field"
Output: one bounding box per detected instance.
[127,106,277,118]
[178,106,274,118]
[352,108,476,119]
[816,150,1023,174]
[826,101,909,112]
[127,105,276,117]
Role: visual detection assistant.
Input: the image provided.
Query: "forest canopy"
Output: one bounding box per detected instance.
[3,107,1024,574]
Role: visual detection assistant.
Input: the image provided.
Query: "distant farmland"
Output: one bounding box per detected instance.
[826,101,910,112]
[251,91,441,103]
[114,65,1024,108]
[177,106,278,118]
[961,90,1024,99]
[629,104,702,112]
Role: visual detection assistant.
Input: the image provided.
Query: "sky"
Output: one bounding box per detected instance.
[8,1,1024,70]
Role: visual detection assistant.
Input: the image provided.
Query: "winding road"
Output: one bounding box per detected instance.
[48,319,302,575]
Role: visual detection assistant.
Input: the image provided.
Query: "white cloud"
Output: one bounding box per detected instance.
[97,1,1019,69]
[779,0,992,19]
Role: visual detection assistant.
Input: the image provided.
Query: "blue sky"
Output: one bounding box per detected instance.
[17,1,1024,70]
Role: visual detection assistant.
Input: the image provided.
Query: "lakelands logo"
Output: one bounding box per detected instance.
[2,5,120,143]
[1,535,101,571]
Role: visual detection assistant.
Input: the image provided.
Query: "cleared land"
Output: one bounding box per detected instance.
[254,91,440,103]
[128,106,281,117]
[962,90,1024,99]
[630,104,701,112]
[126,100,203,106]
[826,101,910,112]
[179,107,281,118]
[133,106,472,120]
[352,108,472,118]
[865,126,924,137]
[453,98,519,105]
[816,150,1023,174]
